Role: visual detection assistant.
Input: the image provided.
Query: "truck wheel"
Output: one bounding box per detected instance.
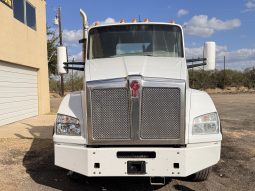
[67,171,82,181]
[188,167,211,182]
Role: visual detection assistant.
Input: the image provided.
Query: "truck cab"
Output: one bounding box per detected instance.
[54,11,222,184]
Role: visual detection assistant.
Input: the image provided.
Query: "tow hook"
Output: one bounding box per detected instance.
[150,177,165,186]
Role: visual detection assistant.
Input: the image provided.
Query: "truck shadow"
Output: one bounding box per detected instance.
[17,123,164,191]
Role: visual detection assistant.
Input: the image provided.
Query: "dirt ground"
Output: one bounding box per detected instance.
[0,94,255,191]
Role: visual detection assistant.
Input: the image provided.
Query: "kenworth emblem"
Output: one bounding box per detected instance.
[130,80,140,97]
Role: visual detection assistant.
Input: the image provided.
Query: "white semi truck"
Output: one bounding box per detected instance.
[54,9,222,185]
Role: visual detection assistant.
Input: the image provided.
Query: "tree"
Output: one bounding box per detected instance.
[244,67,255,88]
[47,27,58,76]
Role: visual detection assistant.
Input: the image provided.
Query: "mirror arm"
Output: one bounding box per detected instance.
[186,58,206,63]
[63,62,85,72]
[79,39,86,44]
[64,66,84,71]
[187,62,206,69]
[64,62,85,66]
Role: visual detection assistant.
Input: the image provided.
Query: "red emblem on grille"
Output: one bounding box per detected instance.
[130,80,140,97]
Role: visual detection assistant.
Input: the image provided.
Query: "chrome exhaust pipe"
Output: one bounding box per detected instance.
[150,177,165,186]
[79,9,88,63]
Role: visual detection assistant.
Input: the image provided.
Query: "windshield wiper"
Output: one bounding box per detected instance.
[143,52,154,56]
[107,52,155,58]
[108,55,123,58]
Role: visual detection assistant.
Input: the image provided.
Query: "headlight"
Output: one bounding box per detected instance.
[56,114,81,136]
[192,112,219,135]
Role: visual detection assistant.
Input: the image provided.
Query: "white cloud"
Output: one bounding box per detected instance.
[183,15,241,37]
[246,1,255,8]
[186,45,228,58]
[222,48,255,62]
[177,9,189,17]
[243,0,255,12]
[103,17,116,24]
[185,46,203,58]
[69,51,83,62]
[62,17,116,46]
[186,45,255,70]
[92,17,116,25]
[63,29,83,44]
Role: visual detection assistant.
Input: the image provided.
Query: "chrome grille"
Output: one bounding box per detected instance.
[91,88,130,140]
[141,88,181,139]
[87,77,185,145]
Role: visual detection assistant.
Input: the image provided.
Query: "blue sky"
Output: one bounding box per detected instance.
[46,0,255,70]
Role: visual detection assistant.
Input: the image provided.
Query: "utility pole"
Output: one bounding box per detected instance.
[72,57,74,92]
[223,56,226,89]
[138,15,141,22]
[191,57,194,88]
[58,7,64,97]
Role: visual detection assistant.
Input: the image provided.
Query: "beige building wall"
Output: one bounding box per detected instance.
[0,0,50,114]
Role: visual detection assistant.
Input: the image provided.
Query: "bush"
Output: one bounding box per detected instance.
[189,68,255,90]
[64,72,84,92]
[49,72,83,94]
[49,78,60,93]
[243,68,255,89]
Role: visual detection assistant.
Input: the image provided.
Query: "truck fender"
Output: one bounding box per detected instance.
[187,89,222,143]
[57,91,84,121]
[54,91,86,144]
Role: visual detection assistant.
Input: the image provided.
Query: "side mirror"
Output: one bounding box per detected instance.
[203,41,216,71]
[57,46,67,74]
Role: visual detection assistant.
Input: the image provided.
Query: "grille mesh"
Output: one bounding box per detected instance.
[91,88,130,139]
[141,88,181,139]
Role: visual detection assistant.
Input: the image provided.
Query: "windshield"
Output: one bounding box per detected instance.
[88,24,184,59]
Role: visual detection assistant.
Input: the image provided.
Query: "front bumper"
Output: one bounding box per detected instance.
[54,142,221,177]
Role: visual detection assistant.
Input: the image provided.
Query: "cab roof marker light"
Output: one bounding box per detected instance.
[94,22,100,26]
[169,20,176,24]
[131,18,137,23]
[144,18,149,22]
[120,19,125,23]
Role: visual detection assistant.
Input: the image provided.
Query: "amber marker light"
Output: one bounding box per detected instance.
[94,22,100,26]
[131,18,137,23]
[120,19,125,23]
[143,18,149,22]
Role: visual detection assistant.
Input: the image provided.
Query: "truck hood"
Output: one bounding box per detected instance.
[85,56,187,81]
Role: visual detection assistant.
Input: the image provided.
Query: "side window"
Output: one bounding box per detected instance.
[13,0,25,23]
[26,2,36,30]
[13,0,36,30]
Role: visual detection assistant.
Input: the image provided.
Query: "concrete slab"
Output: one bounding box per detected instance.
[0,115,56,139]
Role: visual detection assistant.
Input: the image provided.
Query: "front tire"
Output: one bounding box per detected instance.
[67,171,82,181]
[188,167,211,182]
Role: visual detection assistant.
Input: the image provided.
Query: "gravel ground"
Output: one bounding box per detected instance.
[0,93,255,191]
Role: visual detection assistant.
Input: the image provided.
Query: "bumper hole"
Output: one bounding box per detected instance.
[127,161,146,174]
[94,163,100,168]
[174,163,179,169]
[117,151,156,158]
